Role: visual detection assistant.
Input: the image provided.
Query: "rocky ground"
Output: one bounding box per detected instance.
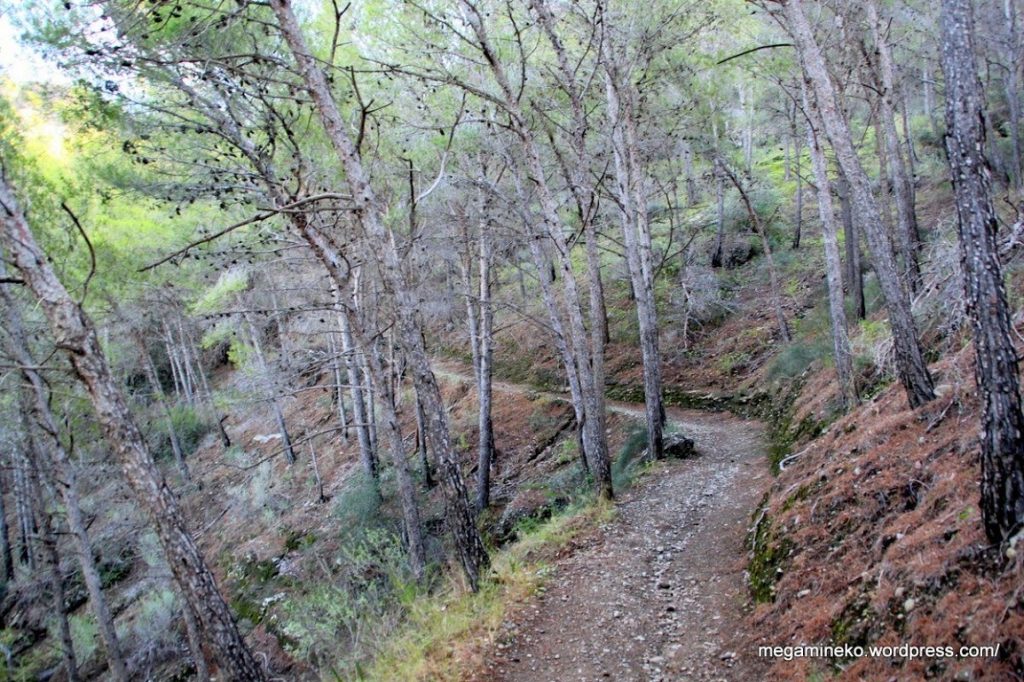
[471,405,771,682]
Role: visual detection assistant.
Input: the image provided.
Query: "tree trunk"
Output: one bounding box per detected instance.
[11,448,35,569]
[476,215,495,511]
[16,399,80,682]
[338,308,377,483]
[941,0,1024,543]
[793,117,804,250]
[361,353,378,463]
[270,0,489,587]
[308,442,326,504]
[244,314,295,465]
[38,505,80,682]
[785,0,935,407]
[414,385,433,487]
[164,327,186,403]
[181,599,211,682]
[363,344,427,578]
[217,416,232,449]
[327,332,349,442]
[0,179,267,681]
[900,80,920,231]
[712,164,726,268]
[805,89,859,408]
[525,222,590,476]
[683,142,699,205]
[866,0,922,292]
[836,170,866,319]
[1005,0,1024,189]
[923,63,936,133]
[176,317,202,407]
[136,334,190,483]
[532,0,614,488]
[183,322,214,406]
[603,62,665,460]
[0,461,14,583]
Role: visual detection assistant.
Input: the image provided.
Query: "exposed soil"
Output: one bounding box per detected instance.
[466,395,772,682]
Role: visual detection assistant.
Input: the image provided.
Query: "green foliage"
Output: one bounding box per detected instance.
[0,626,55,681]
[282,529,317,553]
[149,404,211,461]
[857,318,891,345]
[191,270,249,315]
[766,339,831,382]
[716,350,752,376]
[113,587,188,674]
[333,471,384,541]
[227,554,282,628]
[226,338,254,369]
[275,528,423,675]
[829,590,878,660]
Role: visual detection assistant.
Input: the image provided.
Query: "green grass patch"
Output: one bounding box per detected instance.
[364,499,616,681]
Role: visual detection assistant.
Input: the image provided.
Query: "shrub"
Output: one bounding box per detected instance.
[274,528,423,675]
[124,587,182,675]
[333,471,384,541]
[613,425,649,491]
[149,404,211,462]
[767,337,832,382]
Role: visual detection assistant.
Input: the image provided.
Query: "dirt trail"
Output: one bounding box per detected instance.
[440,364,771,682]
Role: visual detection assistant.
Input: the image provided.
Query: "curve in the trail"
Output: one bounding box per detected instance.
[436,362,772,681]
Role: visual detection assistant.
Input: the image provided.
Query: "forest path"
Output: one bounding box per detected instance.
[435,363,771,681]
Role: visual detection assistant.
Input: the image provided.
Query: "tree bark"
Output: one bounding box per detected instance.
[683,142,699,206]
[11,446,35,570]
[0,179,267,681]
[603,60,666,460]
[414,384,434,487]
[0,460,13,583]
[712,160,726,268]
[836,170,866,319]
[866,0,922,292]
[784,0,936,407]
[476,211,495,511]
[790,99,804,249]
[1004,0,1024,189]
[338,307,377,483]
[363,342,427,578]
[181,599,211,681]
[524,215,590,476]
[941,0,1024,543]
[326,331,349,443]
[804,88,859,408]
[38,503,80,682]
[533,0,614,489]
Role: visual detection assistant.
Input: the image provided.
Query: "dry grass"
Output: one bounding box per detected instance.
[749,338,1024,680]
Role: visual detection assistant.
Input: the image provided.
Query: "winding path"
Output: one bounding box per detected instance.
[437,364,772,681]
